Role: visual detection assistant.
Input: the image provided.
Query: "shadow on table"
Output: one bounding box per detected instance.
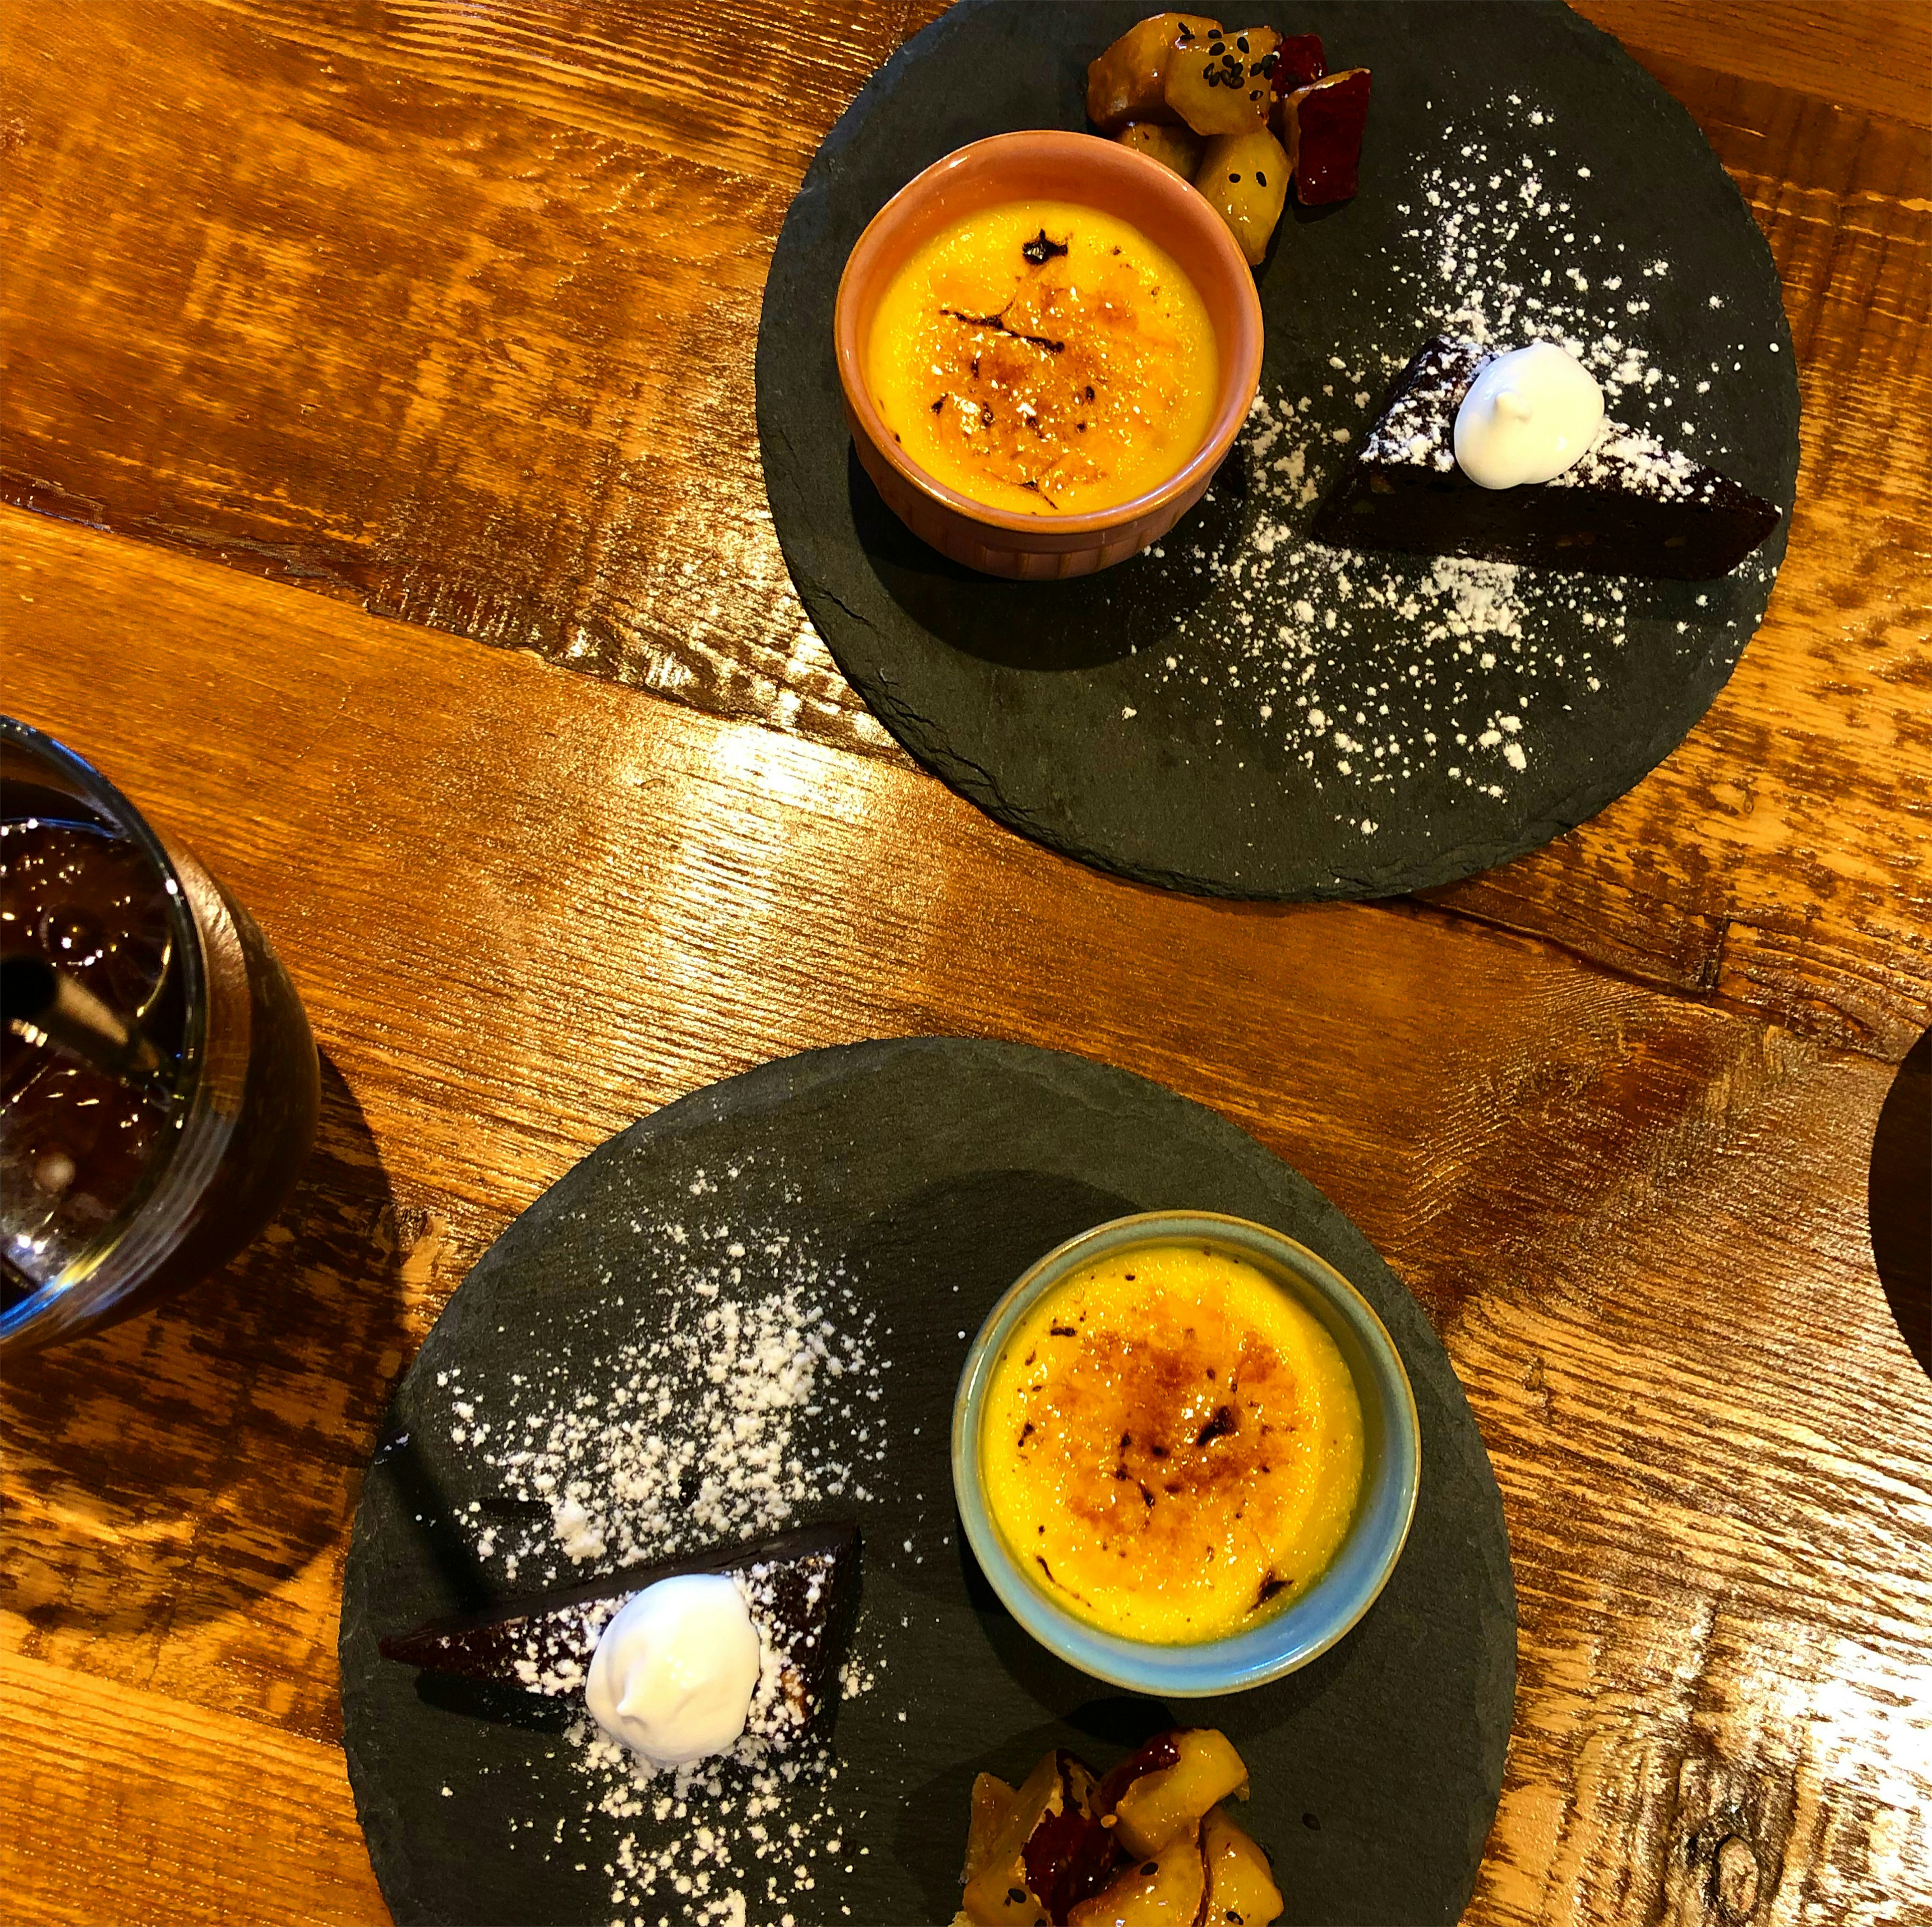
[0,1050,414,1636]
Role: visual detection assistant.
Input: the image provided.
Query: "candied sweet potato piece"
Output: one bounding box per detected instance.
[962,1750,1112,1926]
[1273,32,1325,90]
[1202,1808,1284,1925]
[1087,14,1223,132]
[1096,1732,1182,1814]
[1022,1754,1117,1923]
[965,1774,1019,1883]
[1118,120,1206,179]
[1280,66,1371,204]
[1107,1729,1251,1859]
[962,1752,1058,1925]
[1195,127,1291,265]
[1067,1824,1209,1926]
[1163,25,1279,136]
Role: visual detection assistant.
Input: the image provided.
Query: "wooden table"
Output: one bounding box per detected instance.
[2,3,1927,1921]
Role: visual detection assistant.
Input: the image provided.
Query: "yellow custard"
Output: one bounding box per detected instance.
[981,1243,1364,1644]
[865,200,1220,515]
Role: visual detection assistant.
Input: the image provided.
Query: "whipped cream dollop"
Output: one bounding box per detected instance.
[584,1573,761,1768]
[1453,342,1605,489]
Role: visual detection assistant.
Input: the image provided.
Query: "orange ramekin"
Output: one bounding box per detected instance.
[834,130,1265,581]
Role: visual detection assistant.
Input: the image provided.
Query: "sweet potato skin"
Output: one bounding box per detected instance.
[1279,66,1372,204]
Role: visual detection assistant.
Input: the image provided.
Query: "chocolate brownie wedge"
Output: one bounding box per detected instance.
[1313,335,1779,579]
[380,1520,860,1740]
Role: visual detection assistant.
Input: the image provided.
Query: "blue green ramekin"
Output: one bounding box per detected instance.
[952,1211,1420,1697]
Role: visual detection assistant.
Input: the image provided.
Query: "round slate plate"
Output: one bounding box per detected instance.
[756,0,1799,898]
[341,1039,1515,1925]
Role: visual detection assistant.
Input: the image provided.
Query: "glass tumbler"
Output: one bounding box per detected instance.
[1,717,320,1352]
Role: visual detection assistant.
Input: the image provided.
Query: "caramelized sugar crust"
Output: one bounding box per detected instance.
[982,1243,1363,1642]
[866,201,1219,516]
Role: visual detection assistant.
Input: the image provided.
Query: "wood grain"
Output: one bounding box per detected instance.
[3,506,1928,1924]
[0,0,898,754]
[1575,0,1932,124]
[1,1648,384,1926]
[2,3,1929,1923]
[2,0,1927,1062]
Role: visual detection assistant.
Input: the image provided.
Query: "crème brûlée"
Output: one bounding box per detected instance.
[980,1242,1364,1644]
[864,199,1220,516]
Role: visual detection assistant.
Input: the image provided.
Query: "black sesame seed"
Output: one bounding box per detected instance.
[930,394,945,413]
[1249,87,1261,99]
[1208,38,1225,54]
[1085,384,1095,399]
[1256,170,1267,186]
[1260,49,1278,72]
[1228,171,1240,182]
[1236,33,1249,50]
[1203,67,1220,86]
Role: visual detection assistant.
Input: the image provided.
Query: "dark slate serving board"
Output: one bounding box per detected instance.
[755,0,1799,898]
[341,1038,1514,1925]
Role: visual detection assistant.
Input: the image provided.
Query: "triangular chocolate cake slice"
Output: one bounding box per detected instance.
[1313,336,1780,579]
[381,1520,859,1741]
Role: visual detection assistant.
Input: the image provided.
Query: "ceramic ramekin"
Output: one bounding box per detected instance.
[952,1211,1420,1697]
[834,131,1264,581]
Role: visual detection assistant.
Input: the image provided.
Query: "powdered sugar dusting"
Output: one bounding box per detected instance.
[1554,421,1710,501]
[1122,93,1780,852]
[502,1253,879,1578]
[1148,382,1618,811]
[419,1163,890,1924]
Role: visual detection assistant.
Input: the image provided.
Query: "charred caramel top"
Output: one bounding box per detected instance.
[981,1243,1363,1643]
[865,200,1219,515]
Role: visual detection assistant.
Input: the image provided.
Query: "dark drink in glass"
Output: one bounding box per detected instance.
[1,718,320,1352]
